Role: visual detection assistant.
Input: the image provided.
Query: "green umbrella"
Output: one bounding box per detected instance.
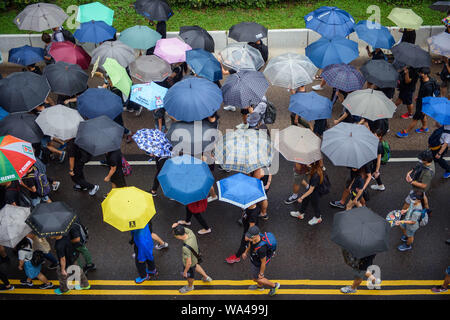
[77,2,114,26]
[119,25,162,50]
[103,57,132,98]
[387,8,423,30]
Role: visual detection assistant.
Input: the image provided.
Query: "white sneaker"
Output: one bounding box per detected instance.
[308,216,322,225]
[236,123,249,129]
[207,195,218,203]
[370,184,385,191]
[312,85,324,91]
[290,211,305,219]
[177,220,191,226]
[89,185,99,196]
[198,228,211,235]
[224,105,236,111]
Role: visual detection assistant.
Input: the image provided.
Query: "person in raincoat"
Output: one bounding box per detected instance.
[131,224,158,283]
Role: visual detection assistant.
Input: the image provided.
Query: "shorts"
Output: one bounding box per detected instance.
[352,267,367,280]
[24,260,41,279]
[412,105,424,121]
[240,108,250,115]
[293,172,304,186]
[182,266,196,279]
[250,262,262,280]
[398,89,414,106]
[111,172,126,187]
[41,136,51,148]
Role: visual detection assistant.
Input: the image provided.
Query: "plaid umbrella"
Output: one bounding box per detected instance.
[91,40,136,69]
[218,43,265,71]
[222,71,269,108]
[14,3,68,32]
[427,32,450,57]
[132,128,172,157]
[0,205,32,248]
[360,60,399,89]
[321,63,365,92]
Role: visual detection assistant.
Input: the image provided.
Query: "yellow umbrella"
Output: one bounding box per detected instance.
[387,8,423,30]
[101,187,156,232]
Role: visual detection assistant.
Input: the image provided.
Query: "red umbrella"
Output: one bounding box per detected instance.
[49,41,91,69]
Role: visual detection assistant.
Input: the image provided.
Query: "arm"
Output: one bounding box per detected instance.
[374,154,382,178]
[436,143,448,159]
[297,185,316,203]
[258,257,267,279]
[64,97,77,105]
[183,257,192,278]
[334,112,348,125]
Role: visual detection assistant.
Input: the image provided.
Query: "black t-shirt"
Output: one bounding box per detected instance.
[248,42,268,63]
[22,166,39,199]
[250,240,268,267]
[401,30,416,44]
[350,163,371,181]
[67,141,92,168]
[399,67,419,92]
[417,79,436,108]
[242,206,260,232]
[55,236,77,266]
[106,149,123,170]
[309,173,321,189]
[5,181,20,205]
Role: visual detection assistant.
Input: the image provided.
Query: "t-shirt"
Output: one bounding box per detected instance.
[349,163,372,181]
[182,228,199,267]
[247,98,267,127]
[21,166,39,199]
[440,125,450,145]
[106,149,123,172]
[413,162,435,193]
[399,67,419,92]
[54,236,77,266]
[250,240,269,267]
[242,206,260,232]
[67,141,92,168]
[309,172,321,189]
[5,181,20,205]
[416,79,436,109]
[405,203,422,233]
[18,238,33,262]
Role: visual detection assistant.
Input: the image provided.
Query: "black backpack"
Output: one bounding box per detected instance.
[428,126,450,150]
[31,250,45,267]
[317,173,331,196]
[61,28,76,44]
[263,100,277,125]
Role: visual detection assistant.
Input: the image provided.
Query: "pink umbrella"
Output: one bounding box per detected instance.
[154,38,192,64]
[49,41,92,70]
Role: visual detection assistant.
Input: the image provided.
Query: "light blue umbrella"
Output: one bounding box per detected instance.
[186,49,222,82]
[304,6,355,39]
[422,97,450,125]
[119,25,162,50]
[217,173,267,209]
[77,2,114,26]
[130,82,168,111]
[355,20,395,49]
[289,92,333,121]
[74,21,116,44]
[305,37,359,69]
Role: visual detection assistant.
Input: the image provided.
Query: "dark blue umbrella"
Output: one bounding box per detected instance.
[354,20,395,49]
[74,20,116,44]
[289,92,333,121]
[305,37,359,69]
[321,63,365,92]
[77,88,123,120]
[8,45,44,66]
[304,6,355,39]
[163,77,223,122]
[186,49,222,82]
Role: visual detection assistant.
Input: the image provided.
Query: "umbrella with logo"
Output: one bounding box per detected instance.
[8,45,44,66]
[0,135,36,183]
[130,82,168,111]
[422,97,450,125]
[321,63,365,92]
[388,8,423,30]
[14,3,68,32]
[43,61,89,96]
[0,113,43,144]
[229,22,268,42]
[306,37,359,69]
[74,20,116,44]
[135,0,174,21]
[360,59,399,89]
[49,41,92,70]
[288,91,333,121]
[154,38,192,64]
[221,70,269,108]
[0,205,32,248]
[77,1,114,26]
[102,57,132,98]
[186,49,222,82]
[167,120,218,156]
[218,43,264,71]
[119,25,162,50]
[26,202,77,237]
[132,128,172,157]
[35,105,84,141]
[77,88,123,120]
[91,40,136,69]
[180,26,215,53]
[343,89,397,121]
[428,32,450,57]
[129,55,171,83]
[217,173,267,209]
[304,6,355,39]
[354,20,395,49]
[391,42,431,68]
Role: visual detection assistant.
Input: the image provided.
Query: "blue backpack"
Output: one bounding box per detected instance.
[254,232,277,263]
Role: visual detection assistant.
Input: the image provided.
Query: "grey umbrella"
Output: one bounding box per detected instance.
[26,202,77,238]
[222,70,269,108]
[0,113,43,143]
[331,207,390,259]
[343,89,397,121]
[360,60,399,89]
[91,40,136,69]
[179,26,215,53]
[0,205,32,248]
[391,42,431,68]
[218,43,265,71]
[14,3,68,32]
[35,105,84,141]
[229,22,268,43]
[43,61,88,96]
[167,120,218,156]
[129,55,172,83]
[429,1,450,12]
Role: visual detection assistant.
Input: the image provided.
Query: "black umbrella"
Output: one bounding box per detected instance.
[25,202,77,237]
[179,26,215,53]
[0,72,50,113]
[43,61,88,96]
[0,113,43,143]
[360,60,399,88]
[429,1,450,12]
[331,207,390,259]
[167,120,218,156]
[229,22,268,43]
[75,115,124,156]
[391,42,431,68]
[134,0,173,21]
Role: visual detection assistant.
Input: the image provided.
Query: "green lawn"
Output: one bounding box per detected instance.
[0,0,445,34]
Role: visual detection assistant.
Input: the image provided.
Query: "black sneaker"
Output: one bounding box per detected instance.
[284,194,299,205]
[329,200,345,209]
[0,285,14,291]
[73,185,87,191]
[47,263,59,270]
[39,282,54,289]
[20,279,33,287]
[83,264,96,273]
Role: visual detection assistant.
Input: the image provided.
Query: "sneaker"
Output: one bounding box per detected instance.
[225,254,241,264]
[39,282,54,290]
[431,286,448,293]
[329,200,345,209]
[340,286,357,294]
[202,276,213,283]
[198,228,211,235]
[284,193,299,204]
[207,195,218,203]
[236,123,249,129]
[443,172,450,179]
[248,285,264,291]
[415,127,429,133]
[312,84,324,91]
[370,184,385,191]
[73,185,87,191]
[74,284,91,290]
[401,112,413,119]
[396,130,409,138]
[398,243,412,251]
[47,263,58,270]
[259,214,269,221]
[0,285,14,291]
[52,181,60,191]
[150,190,157,197]
[59,151,66,163]
[135,275,149,284]
[268,283,280,296]
[146,269,158,279]
[308,216,322,226]
[179,285,194,293]
[83,264,96,273]
[177,220,191,226]
[400,235,408,242]
[290,211,305,219]
[224,105,236,112]
[54,288,70,295]
[135,107,143,117]
[89,185,100,196]
[155,242,169,250]
[20,280,33,287]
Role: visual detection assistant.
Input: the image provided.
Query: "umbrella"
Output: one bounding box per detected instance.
[0,205,32,248]
[130,82,168,111]
[331,207,390,259]
[102,187,156,232]
[77,88,123,120]
[218,43,265,71]
[14,3,68,32]
[49,41,92,70]
[43,61,89,96]
[0,113,43,143]
[180,26,215,52]
[215,129,272,174]
[429,1,450,12]
[102,57,132,98]
[167,121,218,155]
[388,8,423,30]
[390,42,431,68]
[217,173,267,209]
[0,72,50,113]
[288,91,333,121]
[129,55,171,83]
[422,97,450,125]
[77,1,114,26]
[343,89,397,121]
[119,25,162,50]
[263,53,318,89]
[26,202,77,237]
[75,116,124,156]
[304,6,355,39]
[274,126,322,165]
[157,154,214,205]
[305,37,359,69]
[154,38,192,64]
[354,20,395,49]
[132,128,172,157]
[164,77,223,122]
[321,122,379,168]
[228,22,268,42]
[135,0,174,21]
[221,70,269,108]
[0,135,36,183]
[360,60,399,89]
[186,49,223,82]
[321,63,365,92]
[74,20,116,44]
[8,45,44,66]
[0,108,8,121]
[35,105,84,141]
[428,32,450,57]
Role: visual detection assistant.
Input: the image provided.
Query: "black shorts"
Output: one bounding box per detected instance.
[240,108,250,115]
[398,89,414,106]
[111,172,126,187]
[413,105,424,121]
[182,266,196,279]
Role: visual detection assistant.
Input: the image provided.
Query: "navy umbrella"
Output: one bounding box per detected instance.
[179,26,215,52]
[74,20,117,44]
[186,49,222,82]
[391,42,431,68]
[8,45,44,66]
[0,113,43,143]
[304,6,355,39]
[221,71,269,108]
[26,202,77,237]
[228,22,268,42]
[360,60,399,89]
[321,63,365,93]
[289,92,333,121]
[43,61,89,96]
[77,88,123,120]
[135,0,174,21]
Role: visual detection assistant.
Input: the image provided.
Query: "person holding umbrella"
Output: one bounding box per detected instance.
[178,198,211,235]
[0,270,13,291]
[340,249,380,294]
[131,223,158,283]
[104,149,127,191]
[67,140,99,195]
[395,66,420,119]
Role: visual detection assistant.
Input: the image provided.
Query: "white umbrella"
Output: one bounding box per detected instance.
[35,105,84,141]
[0,205,32,248]
[218,43,264,71]
[343,89,397,121]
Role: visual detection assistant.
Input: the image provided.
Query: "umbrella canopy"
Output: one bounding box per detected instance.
[74,20,116,44]
[49,41,92,70]
[388,8,423,30]
[164,77,223,122]
[75,116,124,156]
[331,207,390,259]
[321,63,365,92]
[422,97,450,125]
[43,61,88,96]
[8,45,44,66]
[288,91,333,121]
[360,59,399,89]
[305,37,359,69]
[154,38,192,64]
[222,70,269,108]
[35,105,84,141]
[390,42,431,68]
[130,82,168,111]
[77,1,114,26]
[354,20,395,49]
[229,22,268,42]
[217,173,267,209]
[180,26,215,53]
[103,57,132,98]
[186,49,222,82]
[14,3,68,32]
[129,55,171,83]
[157,154,214,205]
[91,40,135,69]
[26,202,77,237]
[218,43,265,71]
[119,25,162,50]
[0,72,50,113]
[304,6,355,39]
[135,0,174,21]
[321,122,379,168]
[215,129,272,174]
[274,126,322,165]
[0,108,8,121]
[343,89,397,121]
[429,1,450,12]
[102,187,156,232]
[77,88,123,120]
[428,32,450,57]
[263,53,318,89]
[0,113,43,144]
[0,205,32,248]
[0,135,36,183]
[132,128,172,157]
[167,120,218,156]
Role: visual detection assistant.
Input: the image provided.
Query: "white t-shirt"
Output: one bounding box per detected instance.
[441,125,450,145]
[18,238,33,262]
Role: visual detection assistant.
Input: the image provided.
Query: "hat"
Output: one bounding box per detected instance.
[245,225,261,239]
[418,150,433,162]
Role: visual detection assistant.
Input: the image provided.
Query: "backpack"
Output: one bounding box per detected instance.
[72,222,89,245]
[61,28,76,44]
[428,127,450,150]
[31,166,51,197]
[254,232,277,263]
[317,173,331,196]
[430,78,441,97]
[122,156,132,176]
[262,100,277,125]
[418,209,429,227]
[31,250,45,267]
[381,141,391,165]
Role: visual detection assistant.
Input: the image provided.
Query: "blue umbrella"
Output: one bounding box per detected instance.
[164,77,223,122]
[157,154,214,205]
[422,97,450,125]
[130,82,168,111]
[132,128,172,158]
[0,107,9,121]
[306,37,359,69]
[186,49,222,82]
[289,92,333,121]
[77,88,123,120]
[304,6,355,39]
[355,20,395,49]
[217,173,267,209]
[74,20,116,44]
[8,45,44,66]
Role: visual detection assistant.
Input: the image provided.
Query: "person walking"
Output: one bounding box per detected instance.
[430,123,450,179]
[285,163,309,205]
[340,249,380,294]
[396,66,419,119]
[396,191,425,252]
[131,223,158,283]
[0,269,14,291]
[30,233,58,270]
[104,149,127,192]
[399,28,416,44]
[431,266,450,293]
[69,218,96,274]
[178,199,211,235]
[67,140,99,196]
[150,155,170,196]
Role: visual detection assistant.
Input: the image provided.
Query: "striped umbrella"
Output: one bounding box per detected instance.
[221,71,269,108]
[0,135,36,184]
[321,63,365,92]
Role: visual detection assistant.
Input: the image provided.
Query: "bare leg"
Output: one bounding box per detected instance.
[260,200,268,215]
[195,264,209,280]
[151,233,165,246]
[255,277,276,289]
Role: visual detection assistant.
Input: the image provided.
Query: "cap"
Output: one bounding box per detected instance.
[418,150,433,162]
[245,225,261,239]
